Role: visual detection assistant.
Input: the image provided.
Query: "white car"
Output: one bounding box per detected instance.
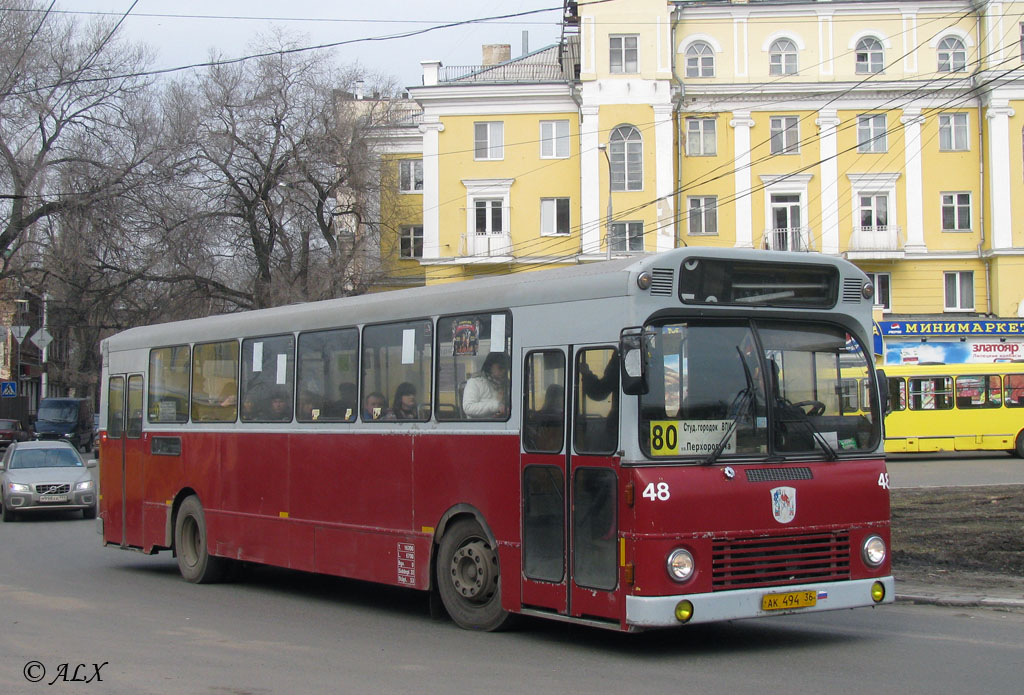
[0,440,97,522]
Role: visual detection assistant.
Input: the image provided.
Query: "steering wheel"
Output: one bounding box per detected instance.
[791,400,826,417]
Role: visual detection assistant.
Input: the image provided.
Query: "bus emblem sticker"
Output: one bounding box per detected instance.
[770,487,797,524]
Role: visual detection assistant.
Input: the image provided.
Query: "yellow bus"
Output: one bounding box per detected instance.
[882,363,1024,455]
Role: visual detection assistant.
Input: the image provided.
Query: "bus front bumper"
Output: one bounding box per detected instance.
[625,576,895,628]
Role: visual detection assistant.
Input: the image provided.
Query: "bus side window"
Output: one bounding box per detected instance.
[191,340,240,422]
[887,377,906,411]
[436,312,511,421]
[1006,374,1024,407]
[362,320,433,422]
[296,328,359,423]
[574,348,618,455]
[240,334,296,422]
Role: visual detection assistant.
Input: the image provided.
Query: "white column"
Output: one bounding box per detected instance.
[901,109,927,253]
[730,112,755,248]
[653,103,676,251]
[816,111,840,254]
[418,118,444,259]
[988,103,1015,249]
[580,105,602,255]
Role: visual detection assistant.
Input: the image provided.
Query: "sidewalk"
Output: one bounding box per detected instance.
[895,578,1024,610]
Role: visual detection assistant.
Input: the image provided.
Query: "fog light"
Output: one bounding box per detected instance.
[674,600,694,623]
[871,581,886,603]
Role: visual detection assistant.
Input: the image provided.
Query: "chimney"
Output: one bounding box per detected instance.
[355,80,365,100]
[522,31,529,56]
[482,44,511,66]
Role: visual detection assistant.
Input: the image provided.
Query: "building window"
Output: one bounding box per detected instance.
[939,113,969,151]
[474,122,504,160]
[609,125,643,191]
[685,118,716,156]
[769,116,799,154]
[540,120,570,158]
[944,271,974,311]
[400,225,423,258]
[398,159,422,193]
[609,35,638,74]
[687,196,717,235]
[609,221,643,252]
[855,37,884,74]
[865,272,891,311]
[857,114,887,153]
[474,199,503,235]
[937,36,966,72]
[859,194,889,230]
[941,193,971,231]
[540,198,570,236]
[769,38,798,75]
[685,42,715,78]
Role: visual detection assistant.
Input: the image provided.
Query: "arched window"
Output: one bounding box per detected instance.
[937,36,966,72]
[769,39,798,76]
[608,125,642,192]
[855,37,884,74]
[685,42,714,78]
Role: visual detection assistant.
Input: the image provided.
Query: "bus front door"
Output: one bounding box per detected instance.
[520,346,621,625]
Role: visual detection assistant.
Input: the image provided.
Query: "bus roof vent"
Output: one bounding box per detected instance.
[841,278,863,304]
[745,467,813,483]
[649,267,675,296]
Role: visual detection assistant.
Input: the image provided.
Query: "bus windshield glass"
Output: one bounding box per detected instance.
[639,319,879,459]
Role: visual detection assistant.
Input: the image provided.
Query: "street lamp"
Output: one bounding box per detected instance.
[597,142,613,260]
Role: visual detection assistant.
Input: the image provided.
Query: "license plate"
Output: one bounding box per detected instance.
[761,590,817,611]
[39,494,68,503]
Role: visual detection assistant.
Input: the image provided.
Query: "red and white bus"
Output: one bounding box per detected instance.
[98,247,893,632]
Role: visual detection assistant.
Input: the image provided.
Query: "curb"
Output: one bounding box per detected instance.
[895,592,1024,609]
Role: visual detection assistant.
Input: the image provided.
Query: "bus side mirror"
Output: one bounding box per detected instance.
[876,369,890,415]
[620,327,648,395]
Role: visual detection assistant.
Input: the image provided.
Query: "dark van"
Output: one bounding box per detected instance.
[33,398,95,453]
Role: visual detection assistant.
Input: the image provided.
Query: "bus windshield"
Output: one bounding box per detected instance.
[639,319,879,459]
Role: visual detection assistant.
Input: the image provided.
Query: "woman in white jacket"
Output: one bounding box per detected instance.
[462,352,510,418]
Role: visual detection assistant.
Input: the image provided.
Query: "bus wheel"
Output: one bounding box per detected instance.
[174,495,227,583]
[436,518,511,631]
[1015,433,1024,458]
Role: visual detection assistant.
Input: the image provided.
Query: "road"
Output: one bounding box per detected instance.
[1,487,1022,695]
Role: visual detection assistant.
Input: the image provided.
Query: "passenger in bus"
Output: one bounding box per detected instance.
[463,352,510,418]
[362,392,387,421]
[266,389,291,422]
[390,382,419,420]
[324,382,357,421]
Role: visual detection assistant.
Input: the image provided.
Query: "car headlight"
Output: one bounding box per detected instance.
[8,482,30,493]
[862,535,887,568]
[62,433,73,438]
[666,548,695,582]
[75,480,94,491]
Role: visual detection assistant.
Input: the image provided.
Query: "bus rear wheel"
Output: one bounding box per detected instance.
[174,495,227,583]
[1015,433,1024,458]
[436,518,511,631]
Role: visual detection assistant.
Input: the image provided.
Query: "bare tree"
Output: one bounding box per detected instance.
[170,32,396,310]
[0,0,157,279]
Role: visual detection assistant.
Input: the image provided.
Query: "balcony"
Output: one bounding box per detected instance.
[761,227,815,252]
[460,233,513,260]
[846,225,905,259]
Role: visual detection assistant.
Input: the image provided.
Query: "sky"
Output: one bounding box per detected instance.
[64,1,565,90]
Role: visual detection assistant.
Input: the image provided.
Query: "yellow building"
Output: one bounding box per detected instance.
[377,0,1024,361]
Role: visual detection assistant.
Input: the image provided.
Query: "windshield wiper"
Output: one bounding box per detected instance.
[780,409,838,461]
[701,387,752,466]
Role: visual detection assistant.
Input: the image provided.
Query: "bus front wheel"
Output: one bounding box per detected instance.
[174,495,227,583]
[436,518,511,631]
[1015,433,1024,458]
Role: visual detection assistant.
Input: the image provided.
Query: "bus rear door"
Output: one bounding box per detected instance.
[101,373,145,548]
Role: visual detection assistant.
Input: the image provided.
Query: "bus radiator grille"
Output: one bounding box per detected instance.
[711,531,851,590]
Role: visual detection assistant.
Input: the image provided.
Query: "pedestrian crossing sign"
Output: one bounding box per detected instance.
[1,381,17,398]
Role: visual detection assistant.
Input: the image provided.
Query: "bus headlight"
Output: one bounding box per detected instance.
[666,548,695,582]
[862,535,887,568]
